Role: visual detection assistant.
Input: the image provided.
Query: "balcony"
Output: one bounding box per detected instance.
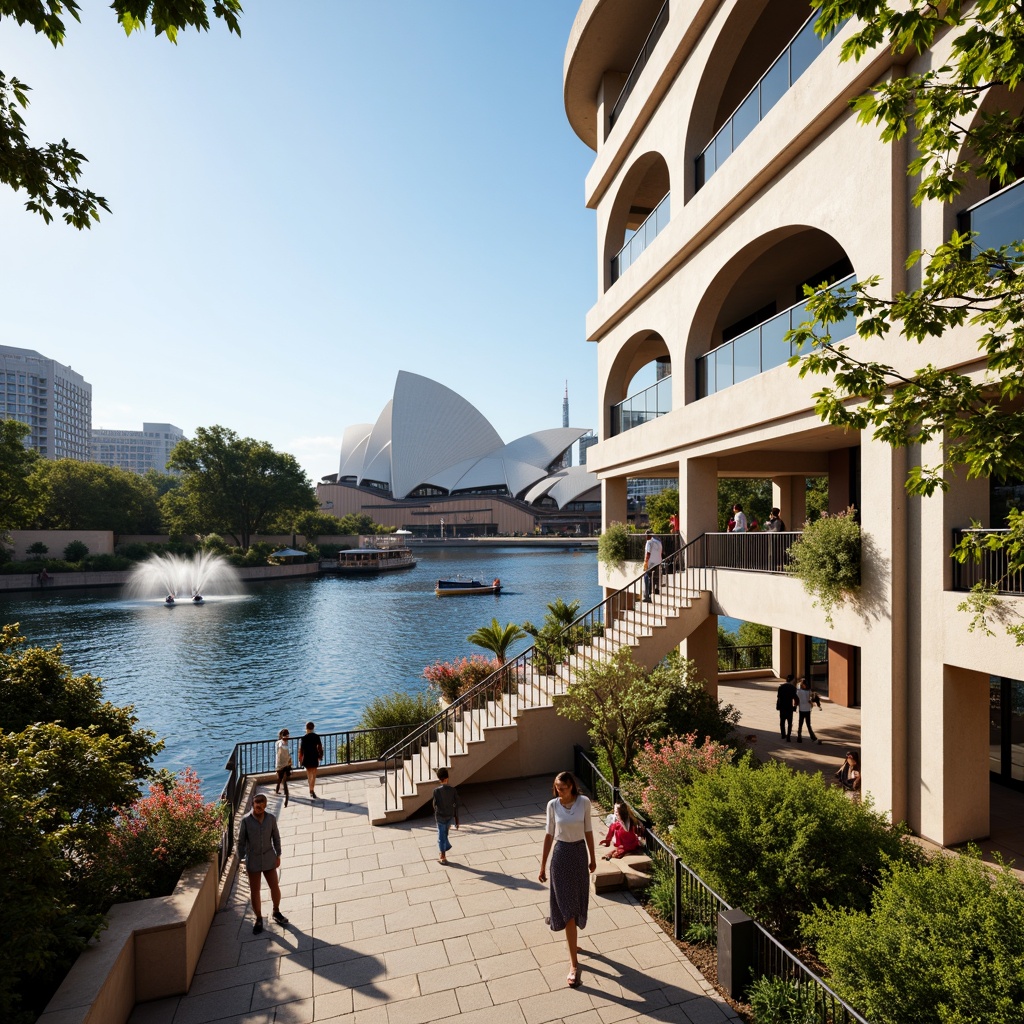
[696,274,855,399]
[958,177,1024,253]
[610,192,670,284]
[610,374,672,436]
[695,12,846,190]
[608,0,670,131]
[952,529,1024,595]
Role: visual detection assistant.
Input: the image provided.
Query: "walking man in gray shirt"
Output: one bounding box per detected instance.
[237,793,288,934]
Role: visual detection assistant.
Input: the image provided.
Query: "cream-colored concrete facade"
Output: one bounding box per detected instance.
[564,0,1024,847]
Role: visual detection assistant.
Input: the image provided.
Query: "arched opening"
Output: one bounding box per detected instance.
[604,153,671,289]
[605,330,671,436]
[687,227,853,400]
[686,0,843,195]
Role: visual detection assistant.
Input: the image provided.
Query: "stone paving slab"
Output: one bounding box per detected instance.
[129,774,740,1024]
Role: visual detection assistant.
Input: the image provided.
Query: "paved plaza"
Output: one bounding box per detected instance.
[128,773,740,1024]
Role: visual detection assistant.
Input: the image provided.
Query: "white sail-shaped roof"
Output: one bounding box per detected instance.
[359,401,394,487]
[523,466,600,508]
[338,425,371,479]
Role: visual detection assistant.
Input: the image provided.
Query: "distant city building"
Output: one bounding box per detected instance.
[0,345,92,459]
[627,478,675,506]
[91,422,185,475]
[579,432,598,465]
[555,382,573,469]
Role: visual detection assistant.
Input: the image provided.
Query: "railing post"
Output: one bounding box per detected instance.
[718,909,755,1001]
[673,856,683,941]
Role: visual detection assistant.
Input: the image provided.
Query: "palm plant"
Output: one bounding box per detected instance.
[466,618,527,666]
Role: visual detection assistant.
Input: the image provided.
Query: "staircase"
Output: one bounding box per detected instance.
[367,544,715,825]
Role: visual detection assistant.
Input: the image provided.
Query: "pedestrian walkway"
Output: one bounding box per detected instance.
[129,774,740,1024]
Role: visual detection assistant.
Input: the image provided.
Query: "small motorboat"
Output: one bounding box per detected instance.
[164,594,176,606]
[192,594,204,604]
[435,576,502,596]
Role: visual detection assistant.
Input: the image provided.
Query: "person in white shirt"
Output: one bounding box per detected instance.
[538,771,596,989]
[642,530,663,602]
[732,504,748,532]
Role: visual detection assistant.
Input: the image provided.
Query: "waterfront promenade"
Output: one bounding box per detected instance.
[129,773,738,1024]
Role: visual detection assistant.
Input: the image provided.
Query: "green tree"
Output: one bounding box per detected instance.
[0,419,40,531]
[333,512,392,536]
[466,618,527,666]
[30,459,161,538]
[142,468,181,499]
[293,509,343,542]
[805,849,1024,1024]
[0,624,162,1022]
[659,649,740,743]
[645,486,678,533]
[559,646,680,789]
[1,1,242,230]
[164,425,316,550]
[737,620,772,647]
[718,478,772,530]
[795,0,1024,638]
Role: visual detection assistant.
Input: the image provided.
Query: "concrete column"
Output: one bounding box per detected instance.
[829,449,853,514]
[596,72,626,152]
[602,476,628,532]
[858,435,908,827]
[772,477,805,530]
[828,641,855,707]
[683,614,720,698]
[678,456,718,543]
[773,628,795,681]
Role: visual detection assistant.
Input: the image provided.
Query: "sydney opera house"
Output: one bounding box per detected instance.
[316,372,600,536]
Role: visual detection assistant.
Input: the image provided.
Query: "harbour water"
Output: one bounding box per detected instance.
[0,547,606,792]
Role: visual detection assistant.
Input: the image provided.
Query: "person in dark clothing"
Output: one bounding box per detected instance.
[776,674,798,742]
[765,508,786,531]
[298,721,323,800]
[432,766,459,864]
[237,793,287,934]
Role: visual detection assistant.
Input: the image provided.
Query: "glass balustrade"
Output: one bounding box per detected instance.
[958,177,1024,253]
[696,274,854,399]
[608,0,670,130]
[695,13,846,190]
[610,192,670,284]
[610,374,672,436]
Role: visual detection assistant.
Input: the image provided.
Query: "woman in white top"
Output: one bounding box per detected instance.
[538,771,596,989]
[274,728,293,807]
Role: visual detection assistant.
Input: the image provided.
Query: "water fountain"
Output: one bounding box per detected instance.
[125,551,244,601]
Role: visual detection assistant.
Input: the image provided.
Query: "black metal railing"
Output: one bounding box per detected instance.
[610,374,672,436]
[719,642,773,672]
[608,0,670,130]
[701,530,802,572]
[380,538,715,809]
[217,724,415,869]
[624,531,682,563]
[695,11,847,189]
[696,275,855,398]
[951,528,1024,594]
[573,748,869,1022]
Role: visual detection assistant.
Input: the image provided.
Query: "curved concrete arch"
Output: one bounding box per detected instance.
[682,225,853,401]
[603,151,671,290]
[601,329,671,435]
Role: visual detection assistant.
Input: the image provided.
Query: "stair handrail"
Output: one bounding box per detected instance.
[380,535,712,808]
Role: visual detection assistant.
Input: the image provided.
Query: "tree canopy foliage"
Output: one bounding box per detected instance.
[163,425,316,550]
[30,458,162,536]
[797,0,1024,633]
[0,418,39,532]
[1,0,242,228]
[0,623,162,1022]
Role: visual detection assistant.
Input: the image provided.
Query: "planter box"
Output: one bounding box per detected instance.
[37,857,222,1024]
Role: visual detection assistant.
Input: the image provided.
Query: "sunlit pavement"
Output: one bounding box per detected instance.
[129,773,740,1024]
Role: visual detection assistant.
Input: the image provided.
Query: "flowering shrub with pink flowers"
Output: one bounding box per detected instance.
[422,655,499,703]
[624,733,734,832]
[105,768,224,901]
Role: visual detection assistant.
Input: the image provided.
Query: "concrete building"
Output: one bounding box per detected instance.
[563,0,1024,846]
[0,345,92,460]
[91,422,184,475]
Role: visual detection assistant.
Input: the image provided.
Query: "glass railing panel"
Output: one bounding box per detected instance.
[610,192,670,285]
[608,0,670,130]
[760,311,791,370]
[695,12,847,191]
[609,374,673,436]
[963,178,1024,253]
[657,377,672,415]
[733,329,761,383]
[714,345,733,391]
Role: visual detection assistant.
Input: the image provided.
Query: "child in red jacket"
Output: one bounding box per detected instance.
[599,803,641,859]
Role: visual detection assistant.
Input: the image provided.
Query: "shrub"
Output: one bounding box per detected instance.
[104,768,223,902]
[115,542,154,561]
[27,542,48,559]
[787,506,861,626]
[748,977,818,1024]
[624,733,735,832]
[83,554,132,571]
[671,756,919,940]
[804,849,1024,1024]
[357,690,440,759]
[659,649,740,743]
[422,655,498,703]
[643,861,676,921]
[63,540,89,561]
[597,521,630,571]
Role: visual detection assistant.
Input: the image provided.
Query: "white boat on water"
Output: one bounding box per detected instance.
[326,537,417,575]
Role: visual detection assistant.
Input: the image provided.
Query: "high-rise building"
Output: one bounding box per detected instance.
[563,1,1022,847]
[91,423,185,475]
[0,345,92,459]
[579,432,599,465]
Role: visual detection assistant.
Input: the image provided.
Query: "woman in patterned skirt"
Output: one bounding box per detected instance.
[538,771,597,988]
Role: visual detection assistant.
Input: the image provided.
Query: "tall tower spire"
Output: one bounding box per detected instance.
[562,381,569,429]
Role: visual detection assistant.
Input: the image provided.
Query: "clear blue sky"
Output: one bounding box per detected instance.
[0,2,597,482]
